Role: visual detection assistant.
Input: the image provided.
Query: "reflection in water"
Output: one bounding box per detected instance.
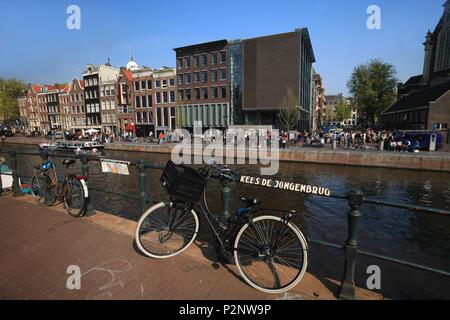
[2,143,450,299]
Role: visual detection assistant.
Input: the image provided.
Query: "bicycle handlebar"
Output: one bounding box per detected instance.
[198,163,241,184]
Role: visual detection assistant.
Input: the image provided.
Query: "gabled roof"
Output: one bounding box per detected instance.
[382,79,450,114]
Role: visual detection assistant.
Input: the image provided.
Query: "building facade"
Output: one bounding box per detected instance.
[175,40,230,130]
[99,79,118,134]
[311,72,326,130]
[117,68,134,134]
[380,1,450,142]
[398,1,450,96]
[83,63,119,130]
[174,29,316,130]
[67,78,86,134]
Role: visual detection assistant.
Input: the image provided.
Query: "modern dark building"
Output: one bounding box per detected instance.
[174,28,316,130]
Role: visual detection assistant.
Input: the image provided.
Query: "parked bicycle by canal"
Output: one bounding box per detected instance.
[135,160,309,294]
[30,150,88,217]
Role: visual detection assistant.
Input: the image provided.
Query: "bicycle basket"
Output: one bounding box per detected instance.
[160,161,205,202]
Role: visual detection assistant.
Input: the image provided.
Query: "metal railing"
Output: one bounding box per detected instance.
[1,147,449,299]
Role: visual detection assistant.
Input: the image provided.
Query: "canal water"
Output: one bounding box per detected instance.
[2,143,450,299]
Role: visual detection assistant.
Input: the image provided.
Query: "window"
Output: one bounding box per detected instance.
[178,74,184,85]
[202,71,208,83]
[142,111,147,124]
[136,112,141,124]
[141,81,147,91]
[185,57,191,68]
[142,95,147,108]
[162,80,168,89]
[136,96,141,108]
[135,81,140,91]
[169,79,175,87]
[220,51,226,64]
[178,90,184,101]
[211,70,217,82]
[212,52,218,65]
[163,92,168,103]
[220,69,227,81]
[101,101,106,110]
[221,87,227,98]
[178,58,183,69]
[156,92,161,104]
[148,95,153,107]
[186,89,192,101]
[156,80,161,88]
[212,87,218,99]
[202,88,208,100]
[185,73,191,84]
[170,91,175,103]
[194,72,200,83]
[147,80,152,89]
[195,88,201,100]
[194,55,200,67]
[202,54,208,66]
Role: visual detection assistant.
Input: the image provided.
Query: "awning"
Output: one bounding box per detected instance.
[125,124,136,132]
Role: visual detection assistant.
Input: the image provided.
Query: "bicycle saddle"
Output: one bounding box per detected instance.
[240,196,261,207]
[63,159,76,167]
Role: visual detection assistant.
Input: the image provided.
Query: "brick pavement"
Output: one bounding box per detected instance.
[0,195,382,300]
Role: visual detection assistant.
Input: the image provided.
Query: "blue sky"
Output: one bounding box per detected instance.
[0,0,446,95]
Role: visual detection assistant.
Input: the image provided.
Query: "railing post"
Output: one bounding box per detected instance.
[79,156,95,216]
[10,151,23,197]
[136,160,149,212]
[339,190,363,300]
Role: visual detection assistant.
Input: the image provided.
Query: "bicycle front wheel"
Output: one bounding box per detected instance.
[135,202,199,259]
[64,176,87,217]
[234,215,308,294]
[31,171,56,206]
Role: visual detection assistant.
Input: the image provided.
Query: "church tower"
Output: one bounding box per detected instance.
[434,1,450,72]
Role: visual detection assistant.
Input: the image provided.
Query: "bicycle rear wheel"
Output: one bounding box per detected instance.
[234,215,308,294]
[64,175,87,217]
[31,171,56,206]
[135,202,199,259]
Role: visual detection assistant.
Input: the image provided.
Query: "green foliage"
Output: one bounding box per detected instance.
[0,77,27,121]
[335,101,352,122]
[347,59,398,126]
[324,106,336,122]
[278,87,299,132]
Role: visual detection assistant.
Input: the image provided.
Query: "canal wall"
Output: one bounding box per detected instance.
[104,142,450,172]
[2,137,450,172]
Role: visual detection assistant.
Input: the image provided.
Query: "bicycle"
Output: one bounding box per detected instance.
[30,150,88,217]
[135,160,308,294]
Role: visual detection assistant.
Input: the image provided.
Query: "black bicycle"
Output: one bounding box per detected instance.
[135,160,308,294]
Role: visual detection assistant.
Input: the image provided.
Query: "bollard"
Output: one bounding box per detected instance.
[332,139,337,150]
[378,139,384,151]
[79,156,95,216]
[10,151,23,197]
[338,190,363,300]
[136,160,149,212]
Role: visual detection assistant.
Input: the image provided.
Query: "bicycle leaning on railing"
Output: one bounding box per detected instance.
[135,160,309,294]
[30,150,89,217]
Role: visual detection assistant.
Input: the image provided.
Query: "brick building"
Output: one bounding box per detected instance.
[175,40,230,130]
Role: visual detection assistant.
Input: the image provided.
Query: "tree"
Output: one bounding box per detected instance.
[335,101,352,122]
[278,87,299,132]
[347,59,398,127]
[0,78,27,121]
[324,106,336,122]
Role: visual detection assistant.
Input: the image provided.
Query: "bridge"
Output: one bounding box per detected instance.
[1,147,449,300]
